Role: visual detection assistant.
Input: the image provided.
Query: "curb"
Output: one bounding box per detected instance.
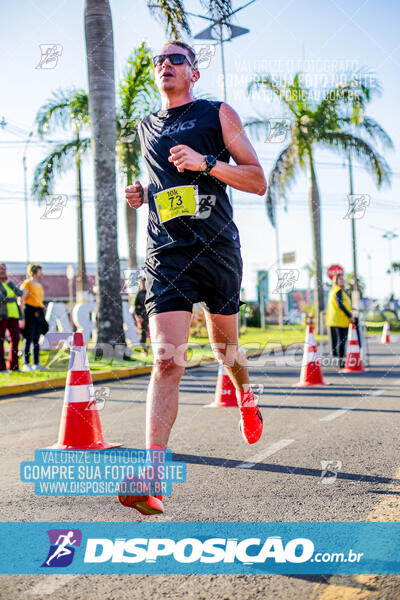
[0,356,218,400]
[3,337,358,401]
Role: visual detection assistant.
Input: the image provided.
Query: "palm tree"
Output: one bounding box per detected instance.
[246,73,392,325]
[84,0,126,346]
[32,89,90,299]
[117,42,158,271]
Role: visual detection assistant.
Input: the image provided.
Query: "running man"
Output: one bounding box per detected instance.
[45,531,77,566]
[120,40,267,515]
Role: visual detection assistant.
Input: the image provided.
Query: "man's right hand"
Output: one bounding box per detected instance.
[125,181,144,209]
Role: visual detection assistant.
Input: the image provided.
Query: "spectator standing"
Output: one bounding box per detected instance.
[0,263,24,372]
[20,264,47,371]
[326,272,354,369]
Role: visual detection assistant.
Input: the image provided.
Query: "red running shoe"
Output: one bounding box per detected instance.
[118,492,164,515]
[118,475,164,515]
[238,390,263,444]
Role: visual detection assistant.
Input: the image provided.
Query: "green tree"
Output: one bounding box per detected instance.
[32,88,90,298]
[117,42,158,270]
[246,73,392,327]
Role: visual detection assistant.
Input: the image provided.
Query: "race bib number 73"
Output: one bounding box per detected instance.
[155,185,198,223]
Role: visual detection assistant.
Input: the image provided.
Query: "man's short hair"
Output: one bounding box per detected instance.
[162,40,198,68]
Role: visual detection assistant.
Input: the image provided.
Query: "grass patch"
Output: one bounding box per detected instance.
[0,325,319,388]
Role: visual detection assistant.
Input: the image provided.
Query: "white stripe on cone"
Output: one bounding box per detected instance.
[302,352,319,366]
[67,346,90,372]
[381,321,390,343]
[64,384,95,404]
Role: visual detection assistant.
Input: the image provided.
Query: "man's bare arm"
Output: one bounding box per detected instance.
[168,103,267,195]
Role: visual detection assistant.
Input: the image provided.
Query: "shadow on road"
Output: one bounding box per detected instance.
[172,453,400,486]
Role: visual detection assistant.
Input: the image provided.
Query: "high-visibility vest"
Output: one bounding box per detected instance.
[326,284,352,327]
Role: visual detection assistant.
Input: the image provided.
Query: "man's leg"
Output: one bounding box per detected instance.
[0,319,7,371]
[146,310,192,448]
[204,311,248,390]
[32,316,40,365]
[118,310,191,514]
[338,327,348,368]
[7,318,20,371]
[204,311,263,444]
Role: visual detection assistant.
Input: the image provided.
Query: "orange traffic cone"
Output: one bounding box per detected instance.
[51,332,121,449]
[294,325,328,387]
[381,321,391,344]
[204,363,237,407]
[339,323,367,373]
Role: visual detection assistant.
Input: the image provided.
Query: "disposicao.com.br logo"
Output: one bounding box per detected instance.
[2,522,395,574]
[83,536,338,565]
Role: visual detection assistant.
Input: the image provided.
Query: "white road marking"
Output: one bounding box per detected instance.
[320,408,354,422]
[236,439,295,469]
[24,575,79,597]
[320,389,386,422]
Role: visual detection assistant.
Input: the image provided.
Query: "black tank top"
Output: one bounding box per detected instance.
[138,99,241,256]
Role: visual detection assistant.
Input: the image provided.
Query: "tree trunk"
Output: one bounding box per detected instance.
[75,131,88,301]
[84,0,125,345]
[308,151,324,331]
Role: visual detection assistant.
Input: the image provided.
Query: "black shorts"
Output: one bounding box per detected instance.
[144,242,243,317]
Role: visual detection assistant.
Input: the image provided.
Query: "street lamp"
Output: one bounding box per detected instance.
[189,0,255,102]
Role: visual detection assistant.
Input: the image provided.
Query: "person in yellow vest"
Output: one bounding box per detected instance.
[0,263,24,372]
[20,264,47,371]
[326,272,354,369]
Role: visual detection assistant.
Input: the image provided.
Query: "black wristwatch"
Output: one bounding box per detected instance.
[203,154,217,175]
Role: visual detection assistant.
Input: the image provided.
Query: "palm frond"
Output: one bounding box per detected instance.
[266,142,300,225]
[36,90,70,135]
[243,117,268,142]
[338,116,394,150]
[118,42,158,120]
[31,138,91,200]
[321,131,391,187]
[36,88,89,136]
[315,70,380,123]
[146,0,190,38]
[68,90,90,126]
[117,42,159,181]
[200,0,233,21]
[247,74,300,116]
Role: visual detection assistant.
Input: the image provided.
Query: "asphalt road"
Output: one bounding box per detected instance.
[0,338,399,599]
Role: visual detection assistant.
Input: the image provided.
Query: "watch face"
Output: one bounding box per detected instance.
[206,155,217,168]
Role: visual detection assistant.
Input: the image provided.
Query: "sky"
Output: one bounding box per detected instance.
[0,0,399,301]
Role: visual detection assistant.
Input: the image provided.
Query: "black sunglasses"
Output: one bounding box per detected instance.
[153,53,195,68]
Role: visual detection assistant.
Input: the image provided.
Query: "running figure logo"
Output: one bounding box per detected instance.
[41,529,82,567]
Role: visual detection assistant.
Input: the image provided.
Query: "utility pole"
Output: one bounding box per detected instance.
[22,130,33,265]
[274,202,284,331]
[348,152,360,316]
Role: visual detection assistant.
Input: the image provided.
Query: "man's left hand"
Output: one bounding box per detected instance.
[168,145,205,173]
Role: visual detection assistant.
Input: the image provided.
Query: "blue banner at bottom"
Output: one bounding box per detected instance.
[0,522,399,574]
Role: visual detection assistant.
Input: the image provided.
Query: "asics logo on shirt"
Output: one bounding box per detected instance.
[161,119,196,137]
